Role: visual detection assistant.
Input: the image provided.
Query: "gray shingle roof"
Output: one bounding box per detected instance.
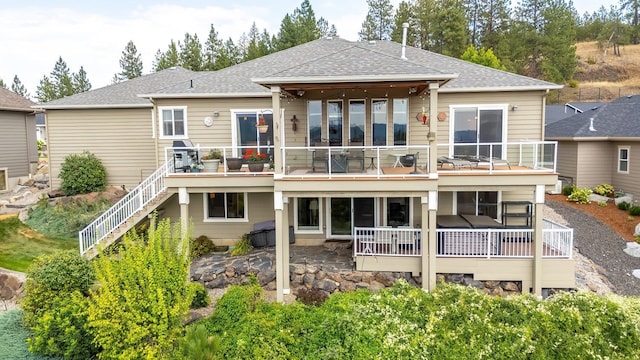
[37,67,198,108]
[0,87,35,111]
[545,102,605,125]
[545,95,640,138]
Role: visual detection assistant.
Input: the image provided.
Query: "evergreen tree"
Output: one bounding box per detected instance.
[620,0,640,43]
[431,0,469,57]
[116,40,143,80]
[216,38,242,69]
[0,79,5,88]
[275,0,322,50]
[179,33,204,71]
[204,24,224,70]
[476,0,511,57]
[391,1,415,43]
[36,76,56,102]
[51,57,75,98]
[153,40,179,72]
[36,57,90,102]
[11,75,29,98]
[413,0,438,50]
[73,66,92,93]
[244,22,272,61]
[359,0,394,40]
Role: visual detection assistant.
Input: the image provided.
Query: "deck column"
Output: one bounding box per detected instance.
[270,86,282,176]
[533,185,545,296]
[274,191,288,302]
[428,82,439,177]
[282,196,290,295]
[422,191,438,291]
[178,187,189,239]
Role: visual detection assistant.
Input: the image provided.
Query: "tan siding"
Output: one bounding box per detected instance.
[556,141,577,184]
[576,142,612,189]
[0,111,32,178]
[46,108,156,189]
[611,142,640,195]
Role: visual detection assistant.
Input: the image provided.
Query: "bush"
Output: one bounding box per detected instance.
[568,79,579,88]
[297,287,329,306]
[629,206,640,216]
[177,324,221,360]
[597,201,608,207]
[190,282,210,309]
[562,184,576,196]
[59,151,107,195]
[231,233,253,256]
[26,197,112,239]
[191,235,216,259]
[594,183,615,197]
[88,217,194,359]
[618,201,631,211]
[567,187,592,204]
[586,56,597,64]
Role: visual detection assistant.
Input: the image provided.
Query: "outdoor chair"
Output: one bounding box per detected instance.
[438,156,473,170]
[311,141,329,172]
[458,155,511,170]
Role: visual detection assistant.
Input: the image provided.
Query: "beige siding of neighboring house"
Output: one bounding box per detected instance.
[46,108,157,189]
[0,111,35,187]
[575,142,613,189]
[611,141,640,196]
[556,141,578,185]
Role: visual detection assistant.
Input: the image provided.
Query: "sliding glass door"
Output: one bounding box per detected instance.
[329,197,375,238]
[452,106,505,158]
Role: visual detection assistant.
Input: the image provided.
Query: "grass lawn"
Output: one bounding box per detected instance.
[0,214,76,272]
[0,310,59,359]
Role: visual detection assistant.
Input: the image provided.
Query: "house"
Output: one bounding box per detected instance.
[545,102,605,125]
[38,37,574,301]
[546,95,640,195]
[35,113,46,143]
[0,87,38,192]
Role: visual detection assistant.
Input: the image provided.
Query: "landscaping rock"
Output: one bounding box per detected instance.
[615,195,633,206]
[634,223,640,237]
[623,242,640,258]
[588,194,610,203]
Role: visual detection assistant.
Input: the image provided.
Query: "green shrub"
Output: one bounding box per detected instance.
[594,183,615,197]
[618,201,631,211]
[27,291,98,359]
[88,217,194,359]
[59,151,107,195]
[191,235,216,259]
[597,201,607,207]
[190,282,210,309]
[562,184,576,196]
[177,324,221,360]
[26,197,112,240]
[568,79,578,88]
[567,187,592,204]
[22,250,94,328]
[231,233,253,256]
[586,56,597,64]
[629,206,640,216]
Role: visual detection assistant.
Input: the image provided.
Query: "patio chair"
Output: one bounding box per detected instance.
[458,155,511,170]
[437,156,473,170]
[311,141,329,172]
[347,141,365,172]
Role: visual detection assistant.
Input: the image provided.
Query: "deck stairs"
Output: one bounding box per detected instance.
[79,161,173,259]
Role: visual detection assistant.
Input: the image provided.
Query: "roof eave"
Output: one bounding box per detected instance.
[137,92,271,99]
[439,85,563,93]
[34,103,153,110]
[0,106,37,112]
[545,136,640,141]
[251,73,459,85]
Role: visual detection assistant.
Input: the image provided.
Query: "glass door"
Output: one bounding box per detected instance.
[235,111,273,158]
[329,197,375,238]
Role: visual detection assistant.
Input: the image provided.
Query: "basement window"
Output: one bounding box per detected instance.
[0,168,6,192]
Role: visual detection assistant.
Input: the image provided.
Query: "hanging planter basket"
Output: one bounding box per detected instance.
[257,124,269,133]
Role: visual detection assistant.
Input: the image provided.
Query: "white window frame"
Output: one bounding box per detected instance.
[294,197,324,234]
[0,168,8,192]
[307,100,323,147]
[158,106,188,139]
[230,108,274,158]
[203,192,249,223]
[348,99,366,144]
[383,197,413,227]
[371,98,388,146]
[618,146,630,174]
[452,191,502,219]
[327,100,344,146]
[392,98,409,147]
[448,104,508,158]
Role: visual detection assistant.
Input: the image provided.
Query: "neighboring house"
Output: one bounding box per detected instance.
[546,95,640,195]
[38,37,573,300]
[35,113,46,143]
[0,87,38,192]
[545,102,604,125]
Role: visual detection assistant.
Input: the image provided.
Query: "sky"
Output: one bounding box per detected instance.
[0,0,616,97]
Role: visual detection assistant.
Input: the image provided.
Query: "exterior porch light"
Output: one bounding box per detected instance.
[511,104,519,111]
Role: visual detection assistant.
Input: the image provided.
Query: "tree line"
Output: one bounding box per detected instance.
[2,0,638,103]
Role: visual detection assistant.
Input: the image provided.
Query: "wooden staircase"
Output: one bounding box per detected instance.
[79,160,174,258]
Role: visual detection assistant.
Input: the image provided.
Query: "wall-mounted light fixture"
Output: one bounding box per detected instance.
[409,87,417,94]
[213,111,220,117]
[296,90,305,96]
[511,104,519,111]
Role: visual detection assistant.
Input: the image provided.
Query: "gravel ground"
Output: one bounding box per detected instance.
[547,200,640,296]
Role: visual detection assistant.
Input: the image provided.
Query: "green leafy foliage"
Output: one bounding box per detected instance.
[231,233,253,256]
[88,217,194,359]
[597,201,608,207]
[629,205,640,216]
[191,235,216,259]
[0,310,54,360]
[562,184,576,196]
[59,151,106,196]
[461,45,506,70]
[296,287,329,306]
[176,324,221,360]
[190,282,210,309]
[197,281,640,359]
[594,183,616,197]
[25,197,112,240]
[567,187,592,204]
[618,201,631,211]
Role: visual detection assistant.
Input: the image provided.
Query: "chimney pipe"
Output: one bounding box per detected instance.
[589,117,596,132]
[401,22,409,60]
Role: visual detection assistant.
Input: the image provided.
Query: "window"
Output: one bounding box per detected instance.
[372,99,388,146]
[349,100,365,143]
[386,197,411,227]
[393,98,408,146]
[308,101,322,146]
[233,110,273,158]
[296,197,322,232]
[159,107,187,138]
[0,168,7,192]
[204,193,246,221]
[618,147,630,173]
[457,191,498,219]
[328,100,343,146]
[451,105,506,158]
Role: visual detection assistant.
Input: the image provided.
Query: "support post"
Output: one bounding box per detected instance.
[282,197,290,295]
[178,187,190,240]
[421,197,429,290]
[427,191,438,291]
[533,185,545,296]
[271,86,282,175]
[428,83,439,177]
[274,191,287,302]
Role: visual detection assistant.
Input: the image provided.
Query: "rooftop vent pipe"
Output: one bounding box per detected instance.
[401,22,409,60]
[589,117,596,132]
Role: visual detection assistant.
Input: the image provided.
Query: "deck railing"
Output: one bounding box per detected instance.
[353,219,572,259]
[78,160,171,255]
[165,146,275,175]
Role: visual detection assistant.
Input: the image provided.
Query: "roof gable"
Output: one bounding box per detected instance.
[0,87,35,111]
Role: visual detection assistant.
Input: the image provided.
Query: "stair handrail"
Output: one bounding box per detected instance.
[78,160,173,255]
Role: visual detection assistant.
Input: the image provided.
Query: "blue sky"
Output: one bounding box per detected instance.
[0,0,614,96]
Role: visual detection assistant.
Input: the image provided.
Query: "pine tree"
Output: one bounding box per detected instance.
[153,40,179,72]
[11,75,29,98]
[204,24,224,70]
[0,79,6,89]
[391,1,415,43]
[620,0,640,44]
[431,0,469,57]
[179,33,204,71]
[116,40,143,80]
[51,57,75,98]
[36,58,92,102]
[275,0,322,50]
[36,76,56,102]
[215,38,242,69]
[73,66,92,93]
[359,0,394,40]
